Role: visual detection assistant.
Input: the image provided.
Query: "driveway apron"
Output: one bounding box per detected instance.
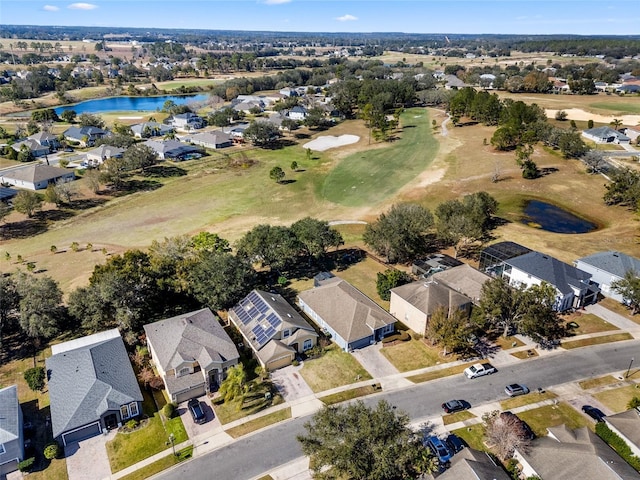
[351,343,399,378]
[270,365,314,402]
[64,431,113,480]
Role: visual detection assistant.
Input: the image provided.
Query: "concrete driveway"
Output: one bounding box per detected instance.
[351,343,399,378]
[179,396,222,441]
[271,365,314,402]
[64,430,114,480]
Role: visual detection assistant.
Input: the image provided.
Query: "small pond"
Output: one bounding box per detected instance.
[521,200,597,234]
[54,93,210,115]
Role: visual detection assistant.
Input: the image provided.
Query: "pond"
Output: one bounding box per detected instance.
[54,94,210,115]
[521,200,597,234]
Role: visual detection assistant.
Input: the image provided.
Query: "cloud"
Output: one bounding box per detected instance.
[68,3,98,10]
[336,14,358,22]
[43,5,60,11]
[262,0,291,4]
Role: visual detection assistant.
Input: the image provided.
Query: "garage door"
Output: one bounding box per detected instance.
[0,459,19,477]
[175,385,205,404]
[62,422,101,446]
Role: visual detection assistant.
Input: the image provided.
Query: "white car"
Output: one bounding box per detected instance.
[464,362,497,379]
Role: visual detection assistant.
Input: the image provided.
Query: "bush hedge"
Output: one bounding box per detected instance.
[18,457,35,472]
[381,330,411,344]
[23,367,45,392]
[44,442,61,460]
[162,402,176,419]
[595,422,640,471]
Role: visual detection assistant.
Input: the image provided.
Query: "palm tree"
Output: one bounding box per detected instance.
[610,118,623,131]
[218,364,247,408]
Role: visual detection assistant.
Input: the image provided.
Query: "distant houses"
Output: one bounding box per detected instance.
[63,126,109,147]
[181,131,232,150]
[131,121,174,139]
[142,139,202,160]
[582,126,631,145]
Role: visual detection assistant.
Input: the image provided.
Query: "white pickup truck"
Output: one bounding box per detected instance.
[464,362,497,379]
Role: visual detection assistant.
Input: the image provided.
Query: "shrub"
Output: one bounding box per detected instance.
[18,457,35,472]
[595,422,640,471]
[24,367,45,392]
[555,110,568,121]
[163,402,176,419]
[381,330,411,344]
[44,442,61,460]
[125,419,139,430]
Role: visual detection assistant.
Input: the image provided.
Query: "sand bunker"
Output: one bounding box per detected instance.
[304,134,360,152]
[546,108,640,126]
[118,116,144,120]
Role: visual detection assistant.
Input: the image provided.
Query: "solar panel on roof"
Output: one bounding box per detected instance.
[256,301,269,314]
[266,313,281,328]
[238,309,251,325]
[248,306,260,318]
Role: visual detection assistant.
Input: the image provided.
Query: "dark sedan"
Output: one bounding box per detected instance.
[582,405,606,422]
[441,399,471,413]
[188,398,207,424]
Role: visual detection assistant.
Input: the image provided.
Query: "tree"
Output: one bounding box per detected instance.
[478,276,523,337]
[269,166,285,184]
[218,364,247,407]
[43,184,60,206]
[588,119,594,129]
[191,232,231,253]
[235,224,301,271]
[376,269,412,301]
[483,410,531,460]
[24,367,45,391]
[582,150,607,174]
[610,118,623,131]
[627,397,640,409]
[290,161,298,171]
[78,113,105,129]
[13,191,42,218]
[558,130,588,158]
[554,110,568,121]
[124,143,159,172]
[518,283,567,346]
[290,217,343,259]
[298,400,435,480]
[243,121,279,146]
[84,168,102,194]
[425,306,474,355]
[59,109,76,123]
[17,145,34,163]
[0,275,18,348]
[0,202,12,226]
[612,270,640,314]
[15,273,64,345]
[54,178,74,204]
[363,203,434,264]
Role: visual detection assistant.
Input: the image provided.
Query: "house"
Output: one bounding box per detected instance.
[389,280,471,336]
[514,424,640,479]
[288,105,308,121]
[144,308,240,403]
[0,187,18,203]
[575,251,640,303]
[582,126,631,145]
[444,75,466,89]
[0,385,24,477]
[604,408,640,458]
[142,139,202,161]
[63,126,108,147]
[229,290,318,370]
[501,251,598,311]
[46,329,143,446]
[298,277,396,351]
[435,447,510,480]
[182,131,232,150]
[232,100,264,114]
[131,121,174,138]
[431,263,491,304]
[478,241,533,276]
[29,131,60,150]
[223,123,250,142]
[411,253,462,278]
[85,145,125,166]
[0,164,75,191]
[167,113,205,131]
[11,139,50,158]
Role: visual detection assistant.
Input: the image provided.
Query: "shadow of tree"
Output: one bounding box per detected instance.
[111,179,163,197]
[69,198,109,210]
[142,165,188,178]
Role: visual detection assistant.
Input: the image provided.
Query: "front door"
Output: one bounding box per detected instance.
[104,413,118,430]
[209,370,220,392]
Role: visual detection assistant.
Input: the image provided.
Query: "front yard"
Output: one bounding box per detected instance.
[379,339,455,372]
[517,402,589,437]
[212,379,283,425]
[300,344,372,392]
[593,384,640,413]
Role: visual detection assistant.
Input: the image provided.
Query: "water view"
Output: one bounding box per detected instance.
[54,93,210,115]
[521,200,597,234]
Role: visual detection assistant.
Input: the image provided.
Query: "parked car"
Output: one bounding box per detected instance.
[582,405,606,422]
[445,433,466,454]
[500,411,535,440]
[505,383,529,397]
[188,398,206,424]
[424,435,452,464]
[441,399,471,413]
[464,362,497,379]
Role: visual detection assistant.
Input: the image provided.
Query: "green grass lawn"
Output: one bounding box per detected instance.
[593,384,640,413]
[517,403,589,437]
[494,336,525,350]
[564,313,618,335]
[300,344,372,392]
[320,384,381,405]
[321,108,438,207]
[212,380,283,425]
[442,410,476,425]
[106,389,187,473]
[561,333,633,349]
[225,407,292,438]
[500,391,557,410]
[451,424,486,451]
[379,339,452,372]
[118,446,193,480]
[590,102,640,115]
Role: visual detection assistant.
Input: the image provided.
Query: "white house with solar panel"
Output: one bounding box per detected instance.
[228,290,318,370]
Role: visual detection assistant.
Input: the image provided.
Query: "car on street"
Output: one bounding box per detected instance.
[464,362,497,379]
[424,435,452,464]
[505,383,529,397]
[582,405,606,422]
[441,399,471,413]
[188,398,206,424]
[445,433,466,454]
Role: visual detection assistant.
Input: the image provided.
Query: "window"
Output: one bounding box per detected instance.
[178,367,191,377]
[120,405,130,420]
[282,329,290,339]
[129,402,139,417]
[0,443,5,455]
[303,339,313,351]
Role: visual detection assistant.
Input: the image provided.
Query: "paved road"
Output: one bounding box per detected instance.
[157,339,640,480]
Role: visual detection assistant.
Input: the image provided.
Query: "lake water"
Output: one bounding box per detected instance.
[54,94,210,115]
[521,200,597,234]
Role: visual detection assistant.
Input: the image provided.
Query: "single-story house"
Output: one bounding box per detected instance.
[229,290,318,370]
[575,251,640,303]
[604,408,640,459]
[411,253,462,278]
[11,139,50,158]
[435,447,510,480]
[142,139,202,161]
[0,385,24,477]
[46,329,143,446]
[298,277,396,351]
[182,131,232,150]
[624,127,640,143]
[232,100,264,114]
[144,308,240,403]
[63,126,109,147]
[502,251,598,311]
[0,164,75,190]
[430,263,492,304]
[223,123,250,142]
[444,75,467,89]
[514,424,639,480]
[85,145,125,166]
[29,131,60,150]
[582,126,631,145]
[389,280,471,336]
[0,187,18,202]
[167,113,205,131]
[131,121,174,138]
[288,105,308,121]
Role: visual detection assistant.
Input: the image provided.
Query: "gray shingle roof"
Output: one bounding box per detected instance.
[438,448,510,480]
[3,164,74,184]
[431,264,491,303]
[143,308,239,372]
[390,280,471,317]
[63,126,107,140]
[583,126,630,142]
[605,409,640,449]
[46,329,143,439]
[0,385,20,444]
[506,251,592,294]
[577,251,640,279]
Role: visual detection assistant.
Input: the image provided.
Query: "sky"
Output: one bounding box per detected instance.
[1,0,639,36]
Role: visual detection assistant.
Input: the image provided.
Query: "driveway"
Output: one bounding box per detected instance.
[179,396,222,441]
[64,431,113,480]
[351,343,399,378]
[271,365,314,402]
